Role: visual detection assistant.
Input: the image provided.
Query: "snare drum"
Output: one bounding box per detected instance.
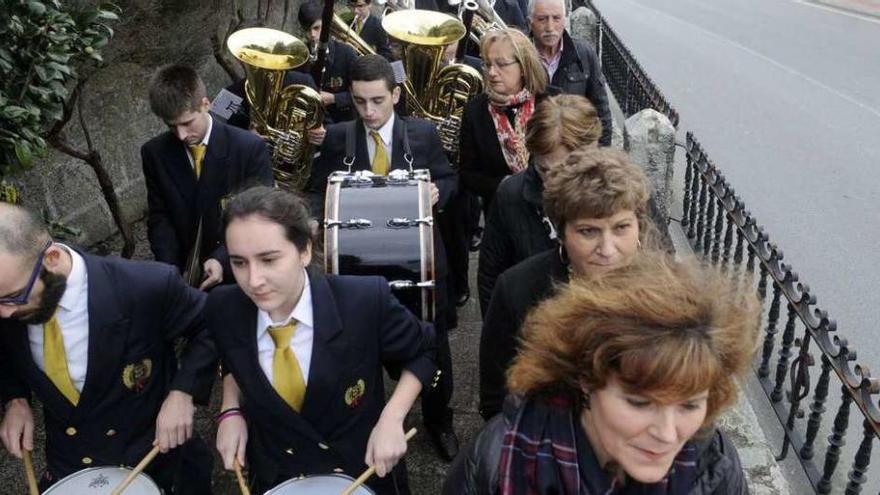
[42,466,161,494]
[324,169,436,322]
[264,473,376,494]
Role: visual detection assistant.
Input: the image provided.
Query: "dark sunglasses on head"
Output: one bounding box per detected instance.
[0,240,53,306]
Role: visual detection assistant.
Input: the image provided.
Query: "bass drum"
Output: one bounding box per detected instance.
[264,473,375,494]
[324,169,435,322]
[42,466,161,494]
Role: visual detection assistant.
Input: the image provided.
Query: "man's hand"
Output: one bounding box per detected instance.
[0,399,33,459]
[216,414,248,471]
[320,91,336,106]
[430,183,440,206]
[308,126,327,146]
[155,391,194,453]
[364,416,407,478]
[200,258,223,291]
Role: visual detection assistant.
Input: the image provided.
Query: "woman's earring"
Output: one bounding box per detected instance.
[558,243,570,266]
[581,390,592,410]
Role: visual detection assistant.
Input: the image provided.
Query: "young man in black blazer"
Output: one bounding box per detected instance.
[307,54,460,460]
[0,203,216,493]
[142,64,274,289]
[298,1,360,123]
[349,0,393,60]
[210,187,436,494]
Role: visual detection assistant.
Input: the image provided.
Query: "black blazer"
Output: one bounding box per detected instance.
[0,253,216,480]
[308,114,457,212]
[479,249,568,420]
[207,269,436,494]
[297,40,359,124]
[358,14,393,60]
[141,119,273,275]
[458,93,511,209]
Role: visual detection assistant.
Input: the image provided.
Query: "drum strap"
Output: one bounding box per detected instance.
[345,117,414,173]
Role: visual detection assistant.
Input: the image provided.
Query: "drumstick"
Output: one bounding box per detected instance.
[341,428,417,495]
[110,445,161,495]
[22,449,38,495]
[234,459,250,495]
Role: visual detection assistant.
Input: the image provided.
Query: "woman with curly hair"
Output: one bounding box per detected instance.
[479,147,658,419]
[450,252,759,494]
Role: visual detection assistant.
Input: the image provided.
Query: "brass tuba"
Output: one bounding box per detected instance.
[227,28,324,191]
[381,10,483,162]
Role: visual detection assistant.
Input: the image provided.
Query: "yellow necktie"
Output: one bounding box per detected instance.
[370,130,389,176]
[189,144,207,179]
[43,315,80,405]
[267,322,306,411]
[355,17,364,34]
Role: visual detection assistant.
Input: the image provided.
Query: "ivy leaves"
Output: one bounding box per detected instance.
[0,1,118,174]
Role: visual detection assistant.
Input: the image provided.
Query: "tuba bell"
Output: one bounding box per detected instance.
[227,28,324,191]
[381,10,483,162]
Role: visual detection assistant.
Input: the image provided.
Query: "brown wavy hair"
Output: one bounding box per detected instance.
[525,94,601,155]
[507,252,760,428]
[543,147,651,241]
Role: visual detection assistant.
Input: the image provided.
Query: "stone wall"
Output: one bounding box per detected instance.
[6,0,307,247]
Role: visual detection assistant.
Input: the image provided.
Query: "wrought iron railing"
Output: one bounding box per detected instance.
[683,133,878,493]
[581,1,879,492]
[581,0,679,127]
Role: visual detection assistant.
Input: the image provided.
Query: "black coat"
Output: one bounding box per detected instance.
[358,14,393,60]
[443,405,748,495]
[493,0,529,30]
[141,119,274,276]
[479,249,567,420]
[297,40,358,124]
[458,93,510,209]
[476,163,556,315]
[549,31,613,146]
[0,253,216,485]
[207,268,436,494]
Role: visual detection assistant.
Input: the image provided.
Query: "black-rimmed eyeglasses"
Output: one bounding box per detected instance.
[0,240,53,306]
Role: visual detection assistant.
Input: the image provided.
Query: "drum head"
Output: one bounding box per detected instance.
[265,473,376,494]
[43,466,161,494]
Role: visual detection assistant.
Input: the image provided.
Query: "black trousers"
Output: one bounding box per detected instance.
[421,274,454,428]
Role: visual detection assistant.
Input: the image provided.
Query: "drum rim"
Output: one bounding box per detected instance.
[264,473,376,494]
[42,465,161,492]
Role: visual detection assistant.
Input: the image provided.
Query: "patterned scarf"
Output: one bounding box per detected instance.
[487,88,535,174]
[498,395,700,495]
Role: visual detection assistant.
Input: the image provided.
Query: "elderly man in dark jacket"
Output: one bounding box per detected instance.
[529,0,612,146]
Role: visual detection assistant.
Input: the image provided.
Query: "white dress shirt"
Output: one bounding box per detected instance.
[539,40,564,81]
[364,112,395,167]
[28,245,90,393]
[255,270,314,385]
[186,114,214,171]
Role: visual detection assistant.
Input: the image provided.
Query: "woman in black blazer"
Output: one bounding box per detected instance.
[478,148,661,420]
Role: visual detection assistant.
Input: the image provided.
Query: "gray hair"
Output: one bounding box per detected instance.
[0,203,50,258]
[527,0,567,18]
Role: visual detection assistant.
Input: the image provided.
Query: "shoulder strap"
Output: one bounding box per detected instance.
[344,120,357,172]
[399,117,414,171]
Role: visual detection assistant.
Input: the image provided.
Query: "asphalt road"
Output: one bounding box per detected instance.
[591,0,880,490]
[593,0,880,378]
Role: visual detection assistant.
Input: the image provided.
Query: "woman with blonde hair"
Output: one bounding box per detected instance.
[479,147,655,419]
[477,93,601,315]
[459,28,551,212]
[447,253,759,494]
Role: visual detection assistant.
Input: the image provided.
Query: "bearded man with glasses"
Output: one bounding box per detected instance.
[0,202,216,494]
